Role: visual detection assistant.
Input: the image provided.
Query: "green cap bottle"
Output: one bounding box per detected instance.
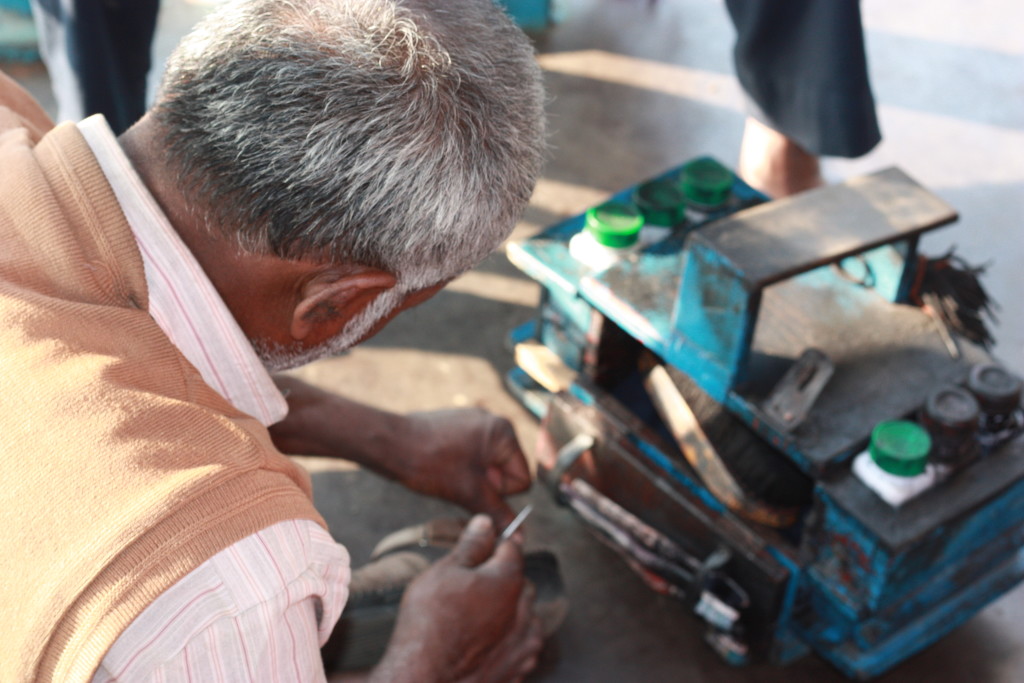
[632,178,688,227]
[584,200,644,249]
[869,420,932,477]
[679,158,733,209]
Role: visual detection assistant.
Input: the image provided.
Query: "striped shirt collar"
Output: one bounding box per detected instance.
[76,115,288,426]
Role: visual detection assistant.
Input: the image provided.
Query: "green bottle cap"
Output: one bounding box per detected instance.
[633,178,687,227]
[679,158,733,208]
[868,420,932,477]
[584,200,644,248]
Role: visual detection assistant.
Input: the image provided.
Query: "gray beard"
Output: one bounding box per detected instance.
[251,286,408,372]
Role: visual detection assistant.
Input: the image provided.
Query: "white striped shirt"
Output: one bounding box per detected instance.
[91,522,349,683]
[78,116,351,682]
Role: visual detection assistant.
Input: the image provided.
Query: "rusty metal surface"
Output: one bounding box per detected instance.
[691,168,958,290]
[740,270,992,474]
[537,388,795,661]
[818,433,1024,551]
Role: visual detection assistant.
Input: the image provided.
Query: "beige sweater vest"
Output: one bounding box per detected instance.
[0,72,325,682]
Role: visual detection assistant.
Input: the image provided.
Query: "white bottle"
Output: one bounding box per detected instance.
[568,200,643,272]
[852,420,938,507]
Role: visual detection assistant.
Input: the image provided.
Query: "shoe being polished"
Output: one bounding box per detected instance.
[322,517,568,673]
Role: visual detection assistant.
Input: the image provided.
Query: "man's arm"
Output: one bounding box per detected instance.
[269,375,532,527]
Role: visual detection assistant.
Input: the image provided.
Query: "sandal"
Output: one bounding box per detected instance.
[322,517,568,673]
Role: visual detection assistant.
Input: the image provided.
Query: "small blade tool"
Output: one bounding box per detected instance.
[499,504,533,541]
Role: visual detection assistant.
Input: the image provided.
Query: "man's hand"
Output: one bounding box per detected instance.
[372,515,543,683]
[398,409,532,528]
[269,377,532,528]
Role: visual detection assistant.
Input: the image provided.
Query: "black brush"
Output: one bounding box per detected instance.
[910,248,998,350]
[661,364,814,510]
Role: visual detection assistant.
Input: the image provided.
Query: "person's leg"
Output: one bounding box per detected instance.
[29,0,82,123]
[737,115,822,199]
[725,0,881,196]
[29,0,159,132]
[95,0,160,133]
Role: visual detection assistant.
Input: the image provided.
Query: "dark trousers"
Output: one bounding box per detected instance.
[31,0,160,134]
[726,0,881,158]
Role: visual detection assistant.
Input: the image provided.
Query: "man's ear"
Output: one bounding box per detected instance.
[290,266,397,342]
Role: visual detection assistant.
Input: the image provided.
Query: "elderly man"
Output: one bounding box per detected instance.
[0,0,548,680]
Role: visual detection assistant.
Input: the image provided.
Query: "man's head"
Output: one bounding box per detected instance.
[136,0,545,369]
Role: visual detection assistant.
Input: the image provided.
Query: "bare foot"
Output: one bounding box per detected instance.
[737,116,824,198]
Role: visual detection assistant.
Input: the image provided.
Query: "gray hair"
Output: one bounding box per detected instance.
[153,0,546,289]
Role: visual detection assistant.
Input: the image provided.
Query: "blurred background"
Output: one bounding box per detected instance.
[2,0,1022,680]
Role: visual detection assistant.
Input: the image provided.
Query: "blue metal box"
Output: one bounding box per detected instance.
[506,159,1024,678]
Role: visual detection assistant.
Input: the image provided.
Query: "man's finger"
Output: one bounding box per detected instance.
[448,514,496,567]
[477,486,517,529]
[479,532,525,577]
[488,457,532,497]
[488,422,533,495]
